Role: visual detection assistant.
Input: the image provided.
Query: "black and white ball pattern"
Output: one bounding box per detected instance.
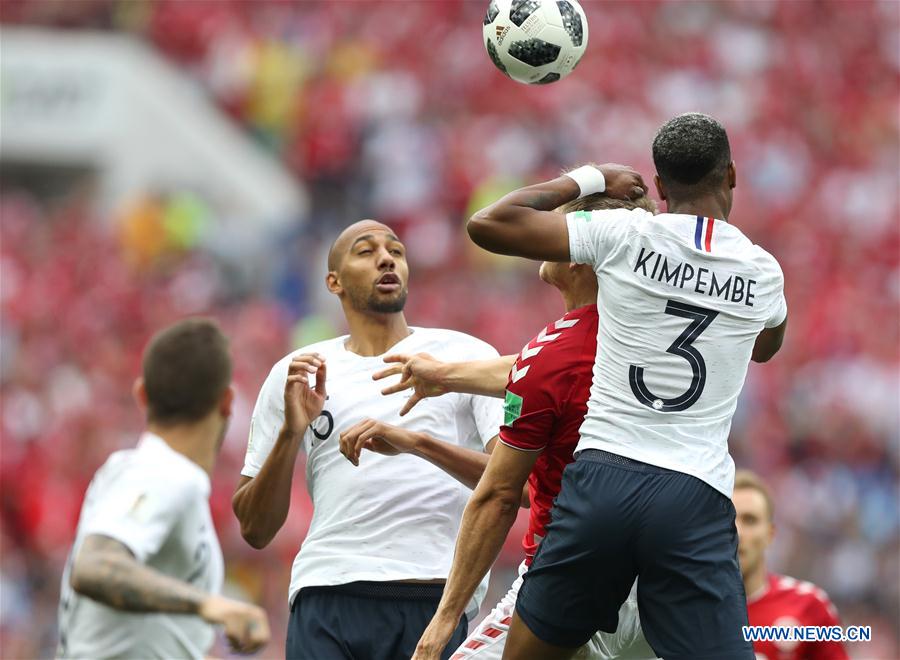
[483,0,588,84]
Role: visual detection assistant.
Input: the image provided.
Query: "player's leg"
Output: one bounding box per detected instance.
[341,583,467,660]
[287,583,464,660]
[508,453,640,658]
[502,610,578,660]
[634,470,753,660]
[285,589,352,660]
[580,581,658,660]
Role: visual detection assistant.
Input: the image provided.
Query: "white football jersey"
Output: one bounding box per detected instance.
[58,433,223,659]
[567,209,787,496]
[243,327,503,617]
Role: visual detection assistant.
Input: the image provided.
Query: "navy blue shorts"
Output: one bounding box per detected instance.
[516,450,753,660]
[286,581,468,660]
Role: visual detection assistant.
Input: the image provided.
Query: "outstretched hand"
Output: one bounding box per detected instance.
[372,353,449,416]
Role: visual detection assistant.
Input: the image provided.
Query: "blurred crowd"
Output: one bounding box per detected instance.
[1,1,898,658]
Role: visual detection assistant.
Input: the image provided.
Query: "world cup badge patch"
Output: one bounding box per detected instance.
[504,390,523,426]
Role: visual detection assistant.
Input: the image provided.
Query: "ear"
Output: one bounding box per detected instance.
[654,174,666,201]
[219,386,235,419]
[325,271,342,296]
[728,161,736,189]
[132,377,148,413]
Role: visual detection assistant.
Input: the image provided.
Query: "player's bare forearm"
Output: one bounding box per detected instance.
[467,176,578,261]
[232,426,305,549]
[412,434,493,491]
[443,355,517,398]
[389,431,528,507]
[436,492,519,623]
[70,535,207,614]
[431,456,533,623]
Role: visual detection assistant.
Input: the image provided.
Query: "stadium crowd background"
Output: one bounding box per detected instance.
[0,1,897,657]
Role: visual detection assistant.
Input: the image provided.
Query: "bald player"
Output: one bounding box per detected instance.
[232,221,505,660]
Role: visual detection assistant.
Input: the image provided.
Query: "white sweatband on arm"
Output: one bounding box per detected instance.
[564,165,606,198]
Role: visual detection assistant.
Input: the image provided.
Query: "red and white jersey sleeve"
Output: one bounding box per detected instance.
[747,573,849,660]
[499,304,597,452]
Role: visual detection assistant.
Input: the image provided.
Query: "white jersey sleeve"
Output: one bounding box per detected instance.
[761,255,787,328]
[80,469,196,562]
[242,357,296,478]
[566,208,648,267]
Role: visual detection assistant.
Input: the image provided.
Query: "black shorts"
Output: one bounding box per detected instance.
[286,581,468,660]
[516,450,753,660]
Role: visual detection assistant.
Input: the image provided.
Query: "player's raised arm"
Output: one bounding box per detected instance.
[466,163,647,261]
[70,535,270,653]
[232,354,326,549]
[373,353,517,415]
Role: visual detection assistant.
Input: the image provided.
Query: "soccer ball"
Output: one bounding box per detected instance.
[482,0,589,84]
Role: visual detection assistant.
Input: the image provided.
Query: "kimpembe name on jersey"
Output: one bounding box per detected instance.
[633,247,757,307]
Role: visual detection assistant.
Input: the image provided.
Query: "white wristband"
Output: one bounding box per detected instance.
[564,165,606,198]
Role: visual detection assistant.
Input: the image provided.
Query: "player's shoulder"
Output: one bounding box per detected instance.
[711,222,783,276]
[138,435,209,490]
[771,574,837,610]
[100,437,205,505]
[531,305,599,351]
[409,327,499,359]
[747,242,784,280]
[514,306,598,379]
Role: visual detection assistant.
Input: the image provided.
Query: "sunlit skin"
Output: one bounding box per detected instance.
[733,487,775,599]
[326,220,412,356]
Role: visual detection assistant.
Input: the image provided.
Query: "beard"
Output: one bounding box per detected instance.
[348,286,408,314]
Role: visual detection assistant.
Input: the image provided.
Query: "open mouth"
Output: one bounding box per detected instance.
[375,273,401,292]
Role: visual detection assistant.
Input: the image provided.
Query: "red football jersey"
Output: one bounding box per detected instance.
[499,304,598,564]
[747,573,849,660]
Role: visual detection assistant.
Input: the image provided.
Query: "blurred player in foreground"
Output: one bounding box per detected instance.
[356,193,658,660]
[232,220,503,660]
[734,470,849,660]
[57,319,270,659]
[467,113,788,660]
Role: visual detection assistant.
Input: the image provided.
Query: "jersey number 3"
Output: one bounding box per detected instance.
[629,300,719,412]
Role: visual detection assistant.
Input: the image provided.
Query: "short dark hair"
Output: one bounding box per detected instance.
[142,318,232,425]
[652,113,731,191]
